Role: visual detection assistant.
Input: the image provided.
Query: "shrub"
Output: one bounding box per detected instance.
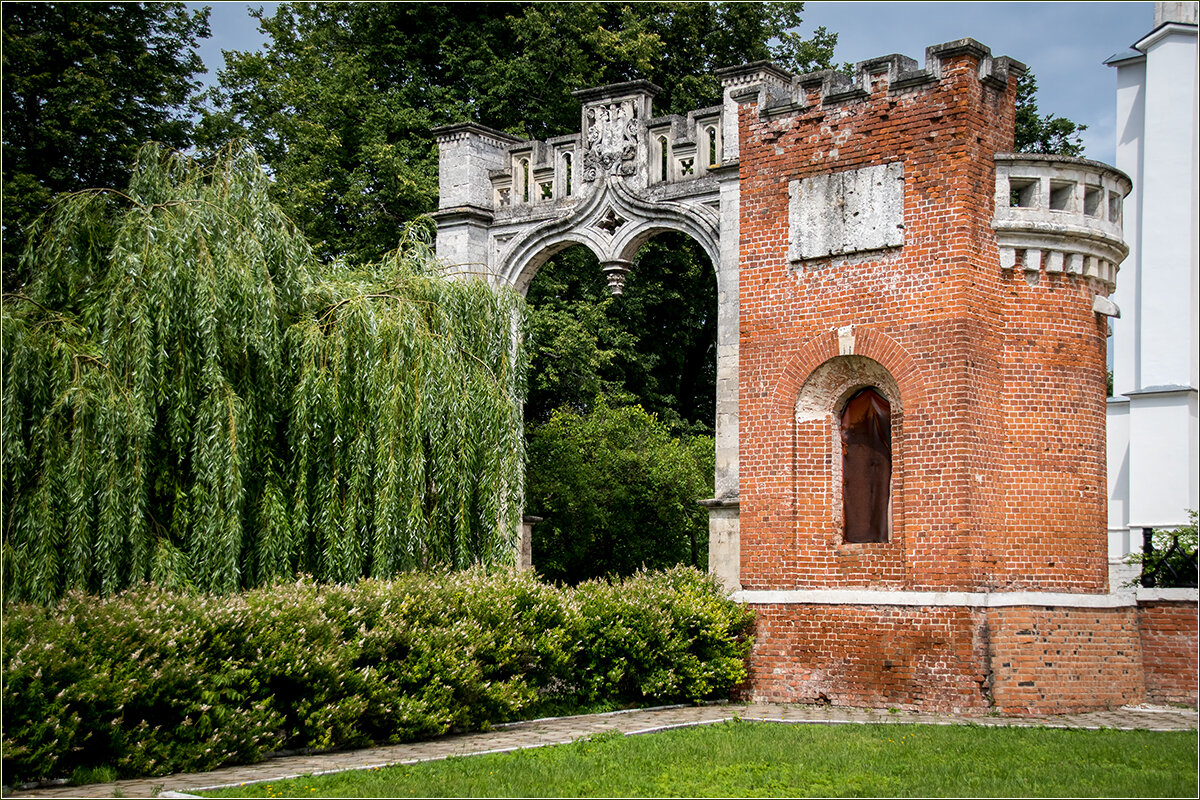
[1,567,753,784]
[526,400,714,583]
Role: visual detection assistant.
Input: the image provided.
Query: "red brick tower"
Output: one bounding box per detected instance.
[727,40,1139,713]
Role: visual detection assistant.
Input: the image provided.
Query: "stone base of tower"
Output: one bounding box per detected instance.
[737,595,1174,715]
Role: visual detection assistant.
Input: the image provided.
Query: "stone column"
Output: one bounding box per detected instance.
[706,160,742,591]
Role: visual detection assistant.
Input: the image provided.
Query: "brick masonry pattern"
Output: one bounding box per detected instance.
[733,46,1174,712]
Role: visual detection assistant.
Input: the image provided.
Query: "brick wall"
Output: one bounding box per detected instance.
[744,603,991,713]
[1138,601,1199,705]
[737,43,1110,597]
[986,606,1144,713]
[744,602,1156,714]
[739,47,1070,594]
[996,271,1110,591]
[734,41,1165,713]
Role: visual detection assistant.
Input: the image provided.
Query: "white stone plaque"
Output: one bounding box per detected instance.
[788,162,905,262]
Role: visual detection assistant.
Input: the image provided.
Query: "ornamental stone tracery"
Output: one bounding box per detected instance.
[583,99,640,180]
[430,76,742,581]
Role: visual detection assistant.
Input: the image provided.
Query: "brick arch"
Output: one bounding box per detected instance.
[770,331,920,579]
[770,326,929,418]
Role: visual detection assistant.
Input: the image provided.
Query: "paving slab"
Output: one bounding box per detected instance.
[6,702,1195,799]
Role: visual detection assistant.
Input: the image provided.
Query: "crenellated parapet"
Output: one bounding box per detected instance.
[718,39,1025,119]
[993,154,1131,307]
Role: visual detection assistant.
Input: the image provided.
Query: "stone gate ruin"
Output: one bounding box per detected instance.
[433,38,1197,714]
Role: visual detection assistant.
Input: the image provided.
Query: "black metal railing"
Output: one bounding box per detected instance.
[1140,528,1199,589]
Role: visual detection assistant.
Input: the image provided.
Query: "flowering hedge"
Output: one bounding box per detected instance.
[1,567,753,784]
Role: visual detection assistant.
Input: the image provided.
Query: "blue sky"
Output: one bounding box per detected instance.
[189,1,1154,165]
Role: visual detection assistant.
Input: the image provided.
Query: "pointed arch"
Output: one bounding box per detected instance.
[498,179,721,295]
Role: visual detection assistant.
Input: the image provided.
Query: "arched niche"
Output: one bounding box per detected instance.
[795,355,904,547]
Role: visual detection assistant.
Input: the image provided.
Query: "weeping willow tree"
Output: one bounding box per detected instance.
[2,144,527,603]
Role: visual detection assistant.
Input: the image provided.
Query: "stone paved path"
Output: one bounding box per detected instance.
[7,702,1196,799]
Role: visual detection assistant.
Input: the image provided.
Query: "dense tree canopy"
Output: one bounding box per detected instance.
[526,236,717,436]
[2,145,527,603]
[1,2,211,289]
[526,401,713,584]
[199,1,838,266]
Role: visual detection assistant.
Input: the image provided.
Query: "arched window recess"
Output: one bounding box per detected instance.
[840,387,892,543]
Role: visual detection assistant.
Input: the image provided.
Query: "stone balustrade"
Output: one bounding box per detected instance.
[993,154,1132,298]
[436,81,727,220]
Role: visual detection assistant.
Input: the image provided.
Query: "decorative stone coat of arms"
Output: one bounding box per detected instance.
[582,99,639,182]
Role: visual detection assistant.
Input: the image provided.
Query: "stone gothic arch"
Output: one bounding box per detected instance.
[497,178,721,295]
[432,78,754,579]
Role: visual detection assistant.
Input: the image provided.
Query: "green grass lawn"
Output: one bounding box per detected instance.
[201,720,1198,798]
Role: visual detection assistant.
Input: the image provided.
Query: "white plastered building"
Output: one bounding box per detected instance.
[1105,1,1199,586]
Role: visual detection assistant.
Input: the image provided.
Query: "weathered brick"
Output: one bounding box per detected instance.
[733,43,1170,713]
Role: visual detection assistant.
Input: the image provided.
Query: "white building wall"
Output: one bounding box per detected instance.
[1109,60,1144,401]
[1137,27,1199,390]
[1106,2,1200,585]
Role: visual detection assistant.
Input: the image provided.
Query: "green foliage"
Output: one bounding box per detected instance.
[199,2,837,267]
[524,248,636,422]
[522,237,717,584]
[1014,71,1087,157]
[288,240,528,579]
[1,144,526,603]
[1,2,211,289]
[1,567,755,784]
[1124,510,1199,589]
[203,721,1199,799]
[525,234,717,436]
[526,400,714,584]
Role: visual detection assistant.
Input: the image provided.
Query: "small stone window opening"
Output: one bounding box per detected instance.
[659,136,669,182]
[1107,191,1122,224]
[1084,186,1103,217]
[840,387,891,543]
[1009,178,1038,208]
[1049,181,1074,211]
[707,126,719,167]
[521,159,530,203]
[562,153,573,196]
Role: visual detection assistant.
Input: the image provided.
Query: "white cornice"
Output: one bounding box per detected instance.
[1134,20,1199,53]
